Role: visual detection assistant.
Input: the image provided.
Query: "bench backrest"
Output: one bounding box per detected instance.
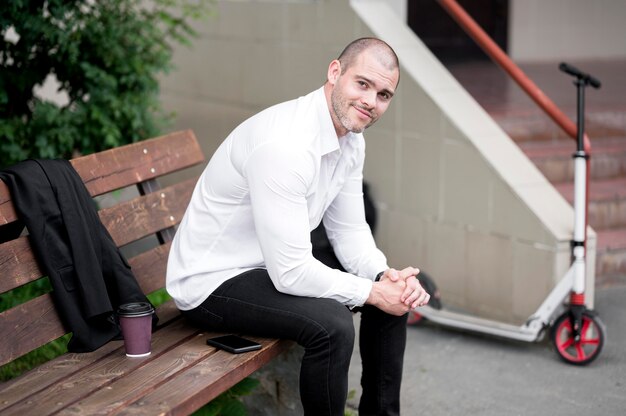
[0,130,205,367]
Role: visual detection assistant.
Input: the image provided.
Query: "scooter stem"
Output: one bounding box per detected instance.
[558,62,601,303]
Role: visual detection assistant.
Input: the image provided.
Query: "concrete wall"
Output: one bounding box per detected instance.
[160,0,595,324]
[509,0,626,62]
[376,0,626,62]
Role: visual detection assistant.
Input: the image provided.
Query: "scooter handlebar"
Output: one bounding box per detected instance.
[559,62,601,89]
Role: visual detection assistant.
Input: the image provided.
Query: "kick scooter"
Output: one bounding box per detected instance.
[410,62,606,365]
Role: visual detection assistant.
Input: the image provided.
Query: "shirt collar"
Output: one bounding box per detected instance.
[314,86,361,156]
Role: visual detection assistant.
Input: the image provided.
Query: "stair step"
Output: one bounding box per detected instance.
[553,177,626,229]
[447,60,626,284]
[519,136,626,182]
[596,227,626,285]
[493,109,626,143]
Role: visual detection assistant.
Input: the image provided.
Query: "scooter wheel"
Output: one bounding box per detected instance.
[551,310,605,365]
[407,310,424,325]
[407,271,443,326]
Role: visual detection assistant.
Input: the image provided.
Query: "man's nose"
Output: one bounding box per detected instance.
[360,90,376,108]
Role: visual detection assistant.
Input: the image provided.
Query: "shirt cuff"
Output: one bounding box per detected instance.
[351,278,373,308]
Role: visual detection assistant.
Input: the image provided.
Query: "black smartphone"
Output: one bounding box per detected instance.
[206,335,262,354]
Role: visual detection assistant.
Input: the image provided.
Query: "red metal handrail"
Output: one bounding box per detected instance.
[437,0,591,236]
[436,0,590,151]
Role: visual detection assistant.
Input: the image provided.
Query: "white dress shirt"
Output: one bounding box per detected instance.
[166,87,389,310]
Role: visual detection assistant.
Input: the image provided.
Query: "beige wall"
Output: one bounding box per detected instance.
[160,0,595,323]
[372,0,626,62]
[509,0,626,62]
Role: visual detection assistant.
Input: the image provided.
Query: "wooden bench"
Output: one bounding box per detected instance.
[0,130,291,415]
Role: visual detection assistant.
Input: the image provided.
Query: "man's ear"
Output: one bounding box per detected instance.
[327,59,341,85]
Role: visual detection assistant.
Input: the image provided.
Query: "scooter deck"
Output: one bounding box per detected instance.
[415,265,576,342]
[416,306,543,342]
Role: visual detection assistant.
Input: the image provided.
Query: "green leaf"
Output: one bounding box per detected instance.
[191,378,259,416]
[219,400,247,416]
[227,377,260,397]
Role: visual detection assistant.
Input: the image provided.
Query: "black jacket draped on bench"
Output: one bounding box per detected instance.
[0,159,155,352]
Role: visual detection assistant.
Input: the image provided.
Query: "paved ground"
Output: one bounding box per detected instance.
[348,283,626,415]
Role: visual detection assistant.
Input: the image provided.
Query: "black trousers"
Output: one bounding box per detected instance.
[183,269,407,416]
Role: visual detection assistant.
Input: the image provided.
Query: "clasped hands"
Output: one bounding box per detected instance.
[366,267,430,316]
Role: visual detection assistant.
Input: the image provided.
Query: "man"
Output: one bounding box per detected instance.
[166,37,430,416]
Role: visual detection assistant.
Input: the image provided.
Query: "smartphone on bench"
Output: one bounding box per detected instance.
[206,335,262,354]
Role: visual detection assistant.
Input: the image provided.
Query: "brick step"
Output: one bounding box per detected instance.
[518,136,626,182]
[596,227,626,286]
[492,108,626,143]
[553,177,626,229]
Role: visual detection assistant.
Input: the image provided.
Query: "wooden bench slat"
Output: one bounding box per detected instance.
[61,332,222,415]
[129,241,171,295]
[0,130,203,225]
[0,242,173,366]
[1,319,200,416]
[100,178,195,247]
[0,236,40,293]
[0,302,186,414]
[72,130,203,197]
[0,295,66,366]
[1,180,179,292]
[0,197,17,226]
[0,334,122,413]
[0,236,174,296]
[116,338,293,416]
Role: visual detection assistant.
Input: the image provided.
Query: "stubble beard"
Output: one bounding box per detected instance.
[331,87,374,135]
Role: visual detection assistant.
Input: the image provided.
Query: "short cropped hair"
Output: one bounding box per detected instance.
[337,37,400,81]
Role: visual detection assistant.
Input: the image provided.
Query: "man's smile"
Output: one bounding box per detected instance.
[353,105,373,120]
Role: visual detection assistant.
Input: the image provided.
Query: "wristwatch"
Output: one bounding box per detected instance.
[375,271,384,282]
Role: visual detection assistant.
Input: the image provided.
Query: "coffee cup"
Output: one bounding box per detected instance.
[117,302,154,357]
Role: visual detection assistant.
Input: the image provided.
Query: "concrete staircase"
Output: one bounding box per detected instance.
[448,60,626,287]
[519,135,626,287]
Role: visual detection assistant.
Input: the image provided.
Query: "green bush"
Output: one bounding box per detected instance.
[193,377,260,416]
[0,0,211,169]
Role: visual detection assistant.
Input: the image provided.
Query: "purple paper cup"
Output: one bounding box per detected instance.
[117,302,154,357]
